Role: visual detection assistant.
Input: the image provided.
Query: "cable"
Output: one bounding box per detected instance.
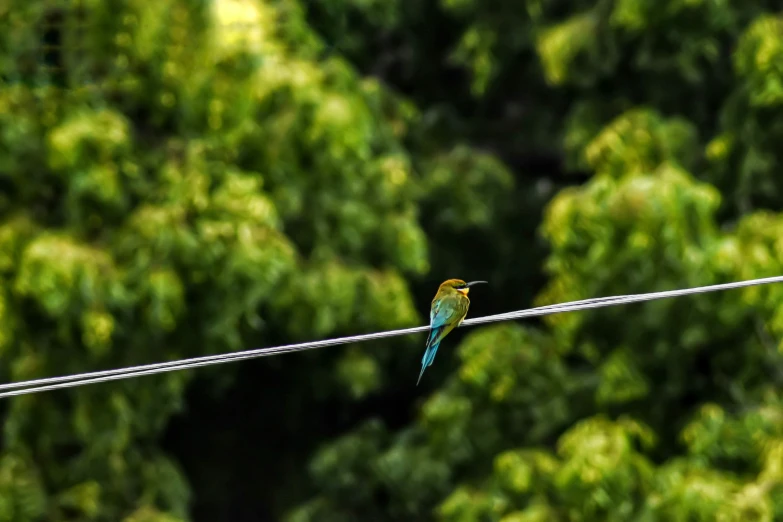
[0,294,629,394]
[2,275,782,399]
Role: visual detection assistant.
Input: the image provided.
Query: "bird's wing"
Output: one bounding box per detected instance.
[430,294,467,329]
[429,298,446,329]
[425,294,467,350]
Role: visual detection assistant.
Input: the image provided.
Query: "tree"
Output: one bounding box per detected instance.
[0,0,481,519]
[3,0,783,520]
[287,1,783,520]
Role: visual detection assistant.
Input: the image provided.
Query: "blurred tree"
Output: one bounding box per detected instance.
[0,0,499,519]
[287,3,783,516]
[288,105,783,521]
[3,0,783,521]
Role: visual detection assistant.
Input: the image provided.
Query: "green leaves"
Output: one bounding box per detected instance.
[15,234,120,317]
[5,0,783,520]
[537,11,600,86]
[0,453,46,522]
[734,15,783,108]
[0,0,449,518]
[422,145,515,231]
[290,4,783,516]
[437,416,655,521]
[582,109,700,177]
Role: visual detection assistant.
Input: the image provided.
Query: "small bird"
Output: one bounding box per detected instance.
[417,278,487,385]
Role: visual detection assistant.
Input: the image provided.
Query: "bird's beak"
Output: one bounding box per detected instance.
[466,281,488,288]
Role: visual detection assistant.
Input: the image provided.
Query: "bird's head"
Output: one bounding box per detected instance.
[439,278,488,296]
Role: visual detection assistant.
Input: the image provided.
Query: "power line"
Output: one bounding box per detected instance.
[2,275,782,399]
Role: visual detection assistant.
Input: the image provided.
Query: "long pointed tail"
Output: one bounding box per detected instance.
[416,333,442,386]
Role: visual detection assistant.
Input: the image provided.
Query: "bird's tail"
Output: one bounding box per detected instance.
[416,327,443,386]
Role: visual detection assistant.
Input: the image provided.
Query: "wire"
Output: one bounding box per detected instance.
[2,275,782,399]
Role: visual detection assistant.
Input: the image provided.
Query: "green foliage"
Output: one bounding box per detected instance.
[1,0,461,519]
[708,13,783,212]
[0,453,46,522]
[4,0,783,520]
[288,4,783,516]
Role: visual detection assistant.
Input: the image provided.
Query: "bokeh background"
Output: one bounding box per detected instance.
[3,0,783,520]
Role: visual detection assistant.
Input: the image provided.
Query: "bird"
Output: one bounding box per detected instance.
[417,278,487,385]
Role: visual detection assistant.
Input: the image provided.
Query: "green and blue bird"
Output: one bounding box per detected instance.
[417,278,487,385]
